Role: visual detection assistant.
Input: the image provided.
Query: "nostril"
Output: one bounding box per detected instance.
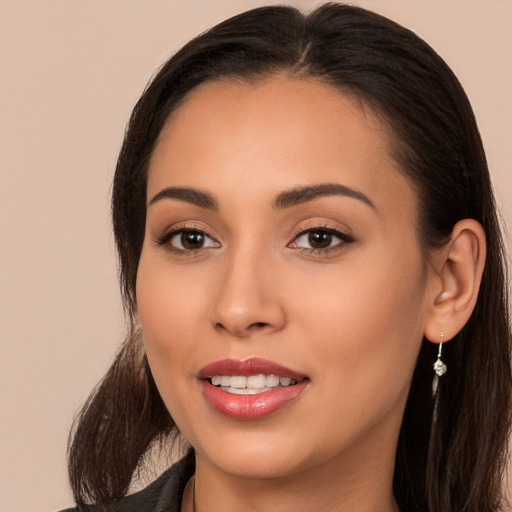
[210,302,287,337]
[215,321,272,336]
[246,322,273,333]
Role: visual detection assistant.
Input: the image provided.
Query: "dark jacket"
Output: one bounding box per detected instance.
[60,453,195,512]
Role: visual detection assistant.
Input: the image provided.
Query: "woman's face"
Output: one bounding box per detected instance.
[137,77,433,481]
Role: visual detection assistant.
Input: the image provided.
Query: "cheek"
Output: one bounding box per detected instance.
[136,251,200,385]
[292,246,427,397]
[136,257,205,431]
[137,246,204,338]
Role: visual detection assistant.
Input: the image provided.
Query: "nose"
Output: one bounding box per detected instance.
[209,246,287,339]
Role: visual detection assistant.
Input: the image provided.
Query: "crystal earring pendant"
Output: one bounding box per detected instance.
[433,331,447,377]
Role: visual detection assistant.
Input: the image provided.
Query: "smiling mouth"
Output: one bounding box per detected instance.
[209,374,300,395]
[199,358,309,419]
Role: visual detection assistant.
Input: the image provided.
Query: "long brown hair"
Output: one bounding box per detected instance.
[68,4,512,510]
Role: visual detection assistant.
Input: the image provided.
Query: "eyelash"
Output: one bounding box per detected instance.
[155,224,354,257]
[289,225,355,256]
[155,224,220,257]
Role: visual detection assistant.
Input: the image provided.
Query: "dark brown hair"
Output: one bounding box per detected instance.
[68,3,512,511]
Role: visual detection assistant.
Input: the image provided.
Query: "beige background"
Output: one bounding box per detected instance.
[0,1,510,511]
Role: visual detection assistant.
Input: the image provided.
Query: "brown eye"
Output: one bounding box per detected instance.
[180,230,205,250]
[158,228,220,253]
[308,230,332,249]
[289,227,354,254]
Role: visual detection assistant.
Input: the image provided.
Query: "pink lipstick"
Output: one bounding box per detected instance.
[199,358,309,420]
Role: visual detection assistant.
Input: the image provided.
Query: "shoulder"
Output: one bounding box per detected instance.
[58,453,195,512]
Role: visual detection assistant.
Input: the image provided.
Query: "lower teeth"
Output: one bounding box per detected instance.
[212,383,297,395]
[221,386,270,395]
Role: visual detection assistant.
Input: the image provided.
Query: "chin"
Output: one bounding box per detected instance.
[203,451,307,481]
[191,427,327,481]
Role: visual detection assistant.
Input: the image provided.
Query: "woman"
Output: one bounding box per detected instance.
[63,3,512,511]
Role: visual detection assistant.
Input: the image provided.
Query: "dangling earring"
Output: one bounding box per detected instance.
[432,331,447,398]
[433,331,447,377]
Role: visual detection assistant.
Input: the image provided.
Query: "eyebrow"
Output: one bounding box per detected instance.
[148,183,375,211]
[273,183,375,210]
[149,187,219,210]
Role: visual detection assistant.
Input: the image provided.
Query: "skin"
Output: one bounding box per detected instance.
[136,77,477,512]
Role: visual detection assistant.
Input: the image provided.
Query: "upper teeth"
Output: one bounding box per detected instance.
[211,374,295,389]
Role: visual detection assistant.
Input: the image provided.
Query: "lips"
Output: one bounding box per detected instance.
[199,358,309,420]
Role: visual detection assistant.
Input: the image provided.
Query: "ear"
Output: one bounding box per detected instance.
[424,219,486,343]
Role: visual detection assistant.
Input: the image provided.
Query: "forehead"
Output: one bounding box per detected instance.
[148,76,415,223]
[153,77,390,169]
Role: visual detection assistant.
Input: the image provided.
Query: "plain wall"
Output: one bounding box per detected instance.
[0,1,510,511]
